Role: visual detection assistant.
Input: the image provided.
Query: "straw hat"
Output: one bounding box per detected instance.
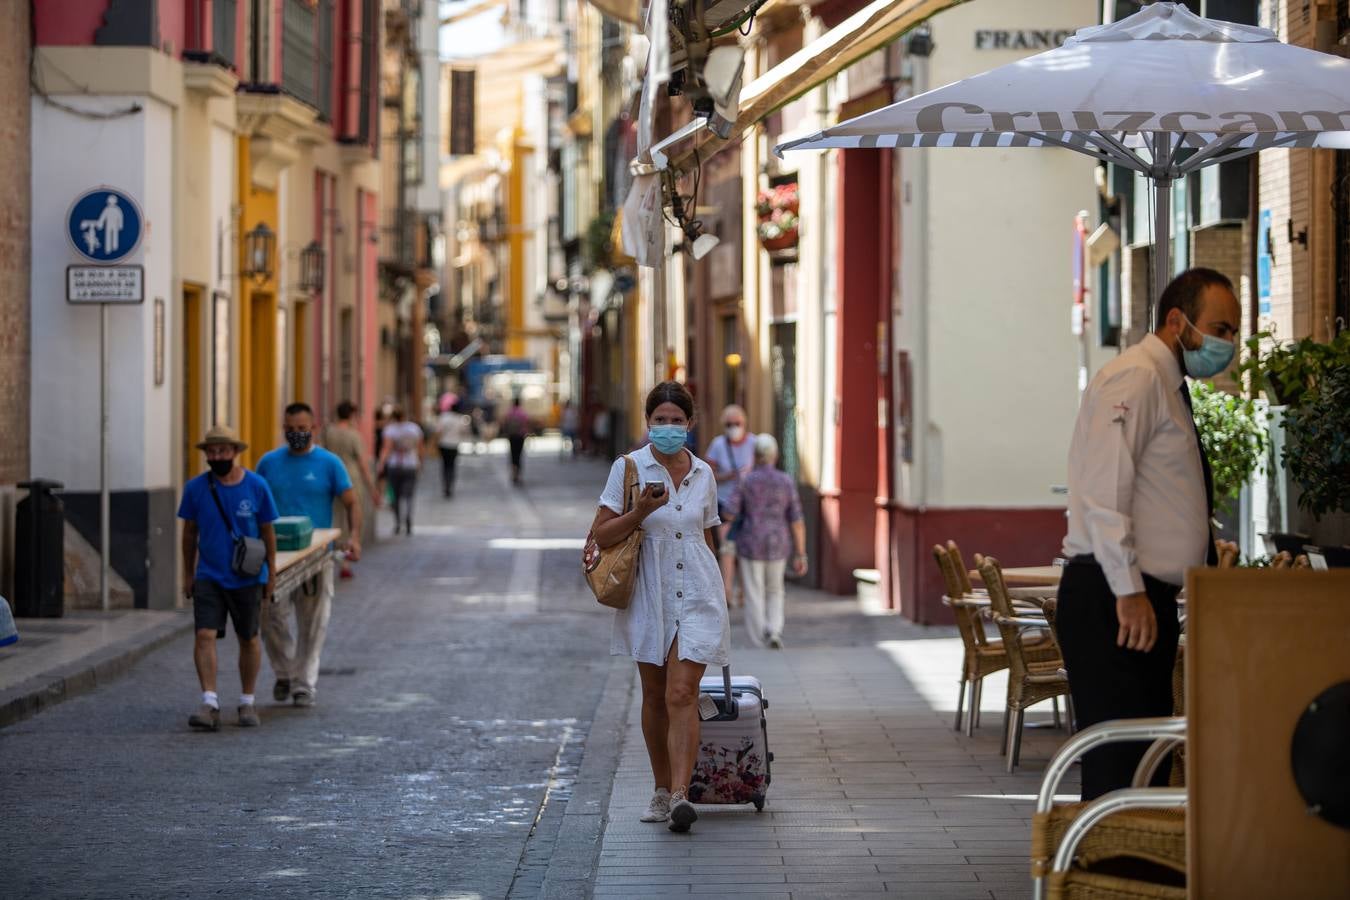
[195,425,248,451]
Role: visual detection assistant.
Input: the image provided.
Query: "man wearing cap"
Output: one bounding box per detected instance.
[178,427,279,731]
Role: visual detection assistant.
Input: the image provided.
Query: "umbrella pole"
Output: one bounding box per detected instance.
[1153,176,1172,323]
[1151,132,1174,327]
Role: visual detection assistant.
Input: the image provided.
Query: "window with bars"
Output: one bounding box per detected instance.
[282,0,334,118]
[214,0,237,67]
[282,0,319,108]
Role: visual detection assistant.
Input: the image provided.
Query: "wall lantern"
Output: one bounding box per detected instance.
[242,222,276,284]
[299,241,325,294]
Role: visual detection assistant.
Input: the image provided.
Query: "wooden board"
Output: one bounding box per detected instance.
[1186,569,1350,898]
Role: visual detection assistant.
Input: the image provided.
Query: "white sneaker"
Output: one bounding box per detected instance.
[639,788,672,823]
[668,791,698,833]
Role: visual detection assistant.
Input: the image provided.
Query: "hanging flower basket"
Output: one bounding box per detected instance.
[756,183,800,251]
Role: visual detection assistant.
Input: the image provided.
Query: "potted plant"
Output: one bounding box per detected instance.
[1188,380,1267,517]
[1282,363,1350,521]
[1238,328,1350,407]
[756,183,800,251]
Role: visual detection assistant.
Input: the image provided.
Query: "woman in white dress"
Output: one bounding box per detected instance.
[589,381,729,833]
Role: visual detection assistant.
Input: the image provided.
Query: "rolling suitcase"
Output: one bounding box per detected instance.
[688,666,772,811]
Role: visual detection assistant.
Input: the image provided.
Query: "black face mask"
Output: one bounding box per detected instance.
[208,458,234,478]
[285,430,313,452]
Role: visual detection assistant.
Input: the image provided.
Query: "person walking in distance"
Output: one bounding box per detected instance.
[503,397,532,485]
[560,401,580,458]
[377,406,424,535]
[178,427,278,730]
[585,382,729,833]
[705,405,756,607]
[724,434,807,649]
[323,400,380,579]
[434,400,472,497]
[1057,268,1240,800]
[256,403,362,708]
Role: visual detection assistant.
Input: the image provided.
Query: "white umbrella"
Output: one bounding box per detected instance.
[776,2,1350,303]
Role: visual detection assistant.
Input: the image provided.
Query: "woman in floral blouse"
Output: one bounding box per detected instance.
[723,434,806,649]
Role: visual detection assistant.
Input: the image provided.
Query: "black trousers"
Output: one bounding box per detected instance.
[1054,557,1181,801]
[439,447,459,496]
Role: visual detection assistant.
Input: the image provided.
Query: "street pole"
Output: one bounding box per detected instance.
[100,302,110,612]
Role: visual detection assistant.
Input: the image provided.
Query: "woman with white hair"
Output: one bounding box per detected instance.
[722,433,806,648]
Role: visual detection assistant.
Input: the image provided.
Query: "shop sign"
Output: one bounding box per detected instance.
[975,30,1075,51]
[67,265,144,303]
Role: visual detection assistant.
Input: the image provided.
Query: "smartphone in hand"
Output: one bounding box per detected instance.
[646,481,667,499]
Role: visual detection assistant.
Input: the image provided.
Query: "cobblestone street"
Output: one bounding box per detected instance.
[3,439,1077,899]
[3,442,618,900]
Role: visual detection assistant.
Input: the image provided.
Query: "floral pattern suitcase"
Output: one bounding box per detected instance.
[688,667,772,811]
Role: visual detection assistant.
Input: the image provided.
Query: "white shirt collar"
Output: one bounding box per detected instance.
[1141,333,1185,392]
[635,445,705,478]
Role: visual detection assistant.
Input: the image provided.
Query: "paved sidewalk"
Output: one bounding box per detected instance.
[0,608,190,727]
[594,588,1077,899]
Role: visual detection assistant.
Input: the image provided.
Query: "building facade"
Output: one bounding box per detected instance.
[28,0,387,609]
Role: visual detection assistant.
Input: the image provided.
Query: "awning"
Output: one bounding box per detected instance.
[657,0,970,176]
[583,0,641,27]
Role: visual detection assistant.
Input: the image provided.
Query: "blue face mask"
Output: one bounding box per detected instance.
[648,424,688,454]
[1180,315,1236,378]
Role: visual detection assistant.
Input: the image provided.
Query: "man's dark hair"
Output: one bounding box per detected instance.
[645,381,695,420]
[336,400,356,420]
[1156,268,1233,329]
[284,402,314,418]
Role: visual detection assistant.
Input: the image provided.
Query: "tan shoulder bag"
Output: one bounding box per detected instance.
[583,455,643,610]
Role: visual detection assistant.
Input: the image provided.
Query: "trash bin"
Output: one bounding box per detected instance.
[15,479,65,618]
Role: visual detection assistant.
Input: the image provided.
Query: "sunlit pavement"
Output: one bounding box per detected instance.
[2,439,618,900]
[594,582,1078,900]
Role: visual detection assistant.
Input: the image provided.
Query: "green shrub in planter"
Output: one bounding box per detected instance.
[1282,364,1350,520]
[1238,329,1350,407]
[1188,380,1267,516]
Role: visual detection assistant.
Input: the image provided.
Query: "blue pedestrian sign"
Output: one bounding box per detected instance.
[67,188,143,263]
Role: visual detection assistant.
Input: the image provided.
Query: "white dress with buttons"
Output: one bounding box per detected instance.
[599,445,730,667]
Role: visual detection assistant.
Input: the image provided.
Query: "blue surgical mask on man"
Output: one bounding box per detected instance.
[648,425,688,455]
[1180,315,1236,378]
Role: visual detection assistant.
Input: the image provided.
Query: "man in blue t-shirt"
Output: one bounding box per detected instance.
[178,426,279,732]
[256,402,361,708]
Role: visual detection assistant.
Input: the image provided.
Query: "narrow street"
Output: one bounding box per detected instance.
[4,442,616,900]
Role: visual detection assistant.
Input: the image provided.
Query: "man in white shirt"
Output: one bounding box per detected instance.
[1058,267,1240,800]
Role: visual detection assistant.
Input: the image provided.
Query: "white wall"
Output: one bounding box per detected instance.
[30,95,176,493]
[905,0,1111,508]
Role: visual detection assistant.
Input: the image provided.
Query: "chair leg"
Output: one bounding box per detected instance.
[973,679,984,729]
[968,679,983,738]
[1065,693,1077,734]
[1052,696,1061,730]
[954,677,967,732]
[1007,707,1025,773]
[1000,702,1011,755]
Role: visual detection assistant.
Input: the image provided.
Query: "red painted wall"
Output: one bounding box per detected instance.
[820,148,884,594]
[33,1,108,45]
[891,506,1068,624]
[158,0,186,52]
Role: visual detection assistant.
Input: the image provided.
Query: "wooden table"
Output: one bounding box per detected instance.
[969,565,1063,587]
[272,527,342,597]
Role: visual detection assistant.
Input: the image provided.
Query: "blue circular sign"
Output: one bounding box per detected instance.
[67,188,143,263]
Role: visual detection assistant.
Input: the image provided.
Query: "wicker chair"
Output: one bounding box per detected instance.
[935,544,1059,736]
[978,556,1074,771]
[1032,718,1188,900]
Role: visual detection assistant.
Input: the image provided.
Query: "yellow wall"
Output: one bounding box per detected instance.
[238,137,280,465]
